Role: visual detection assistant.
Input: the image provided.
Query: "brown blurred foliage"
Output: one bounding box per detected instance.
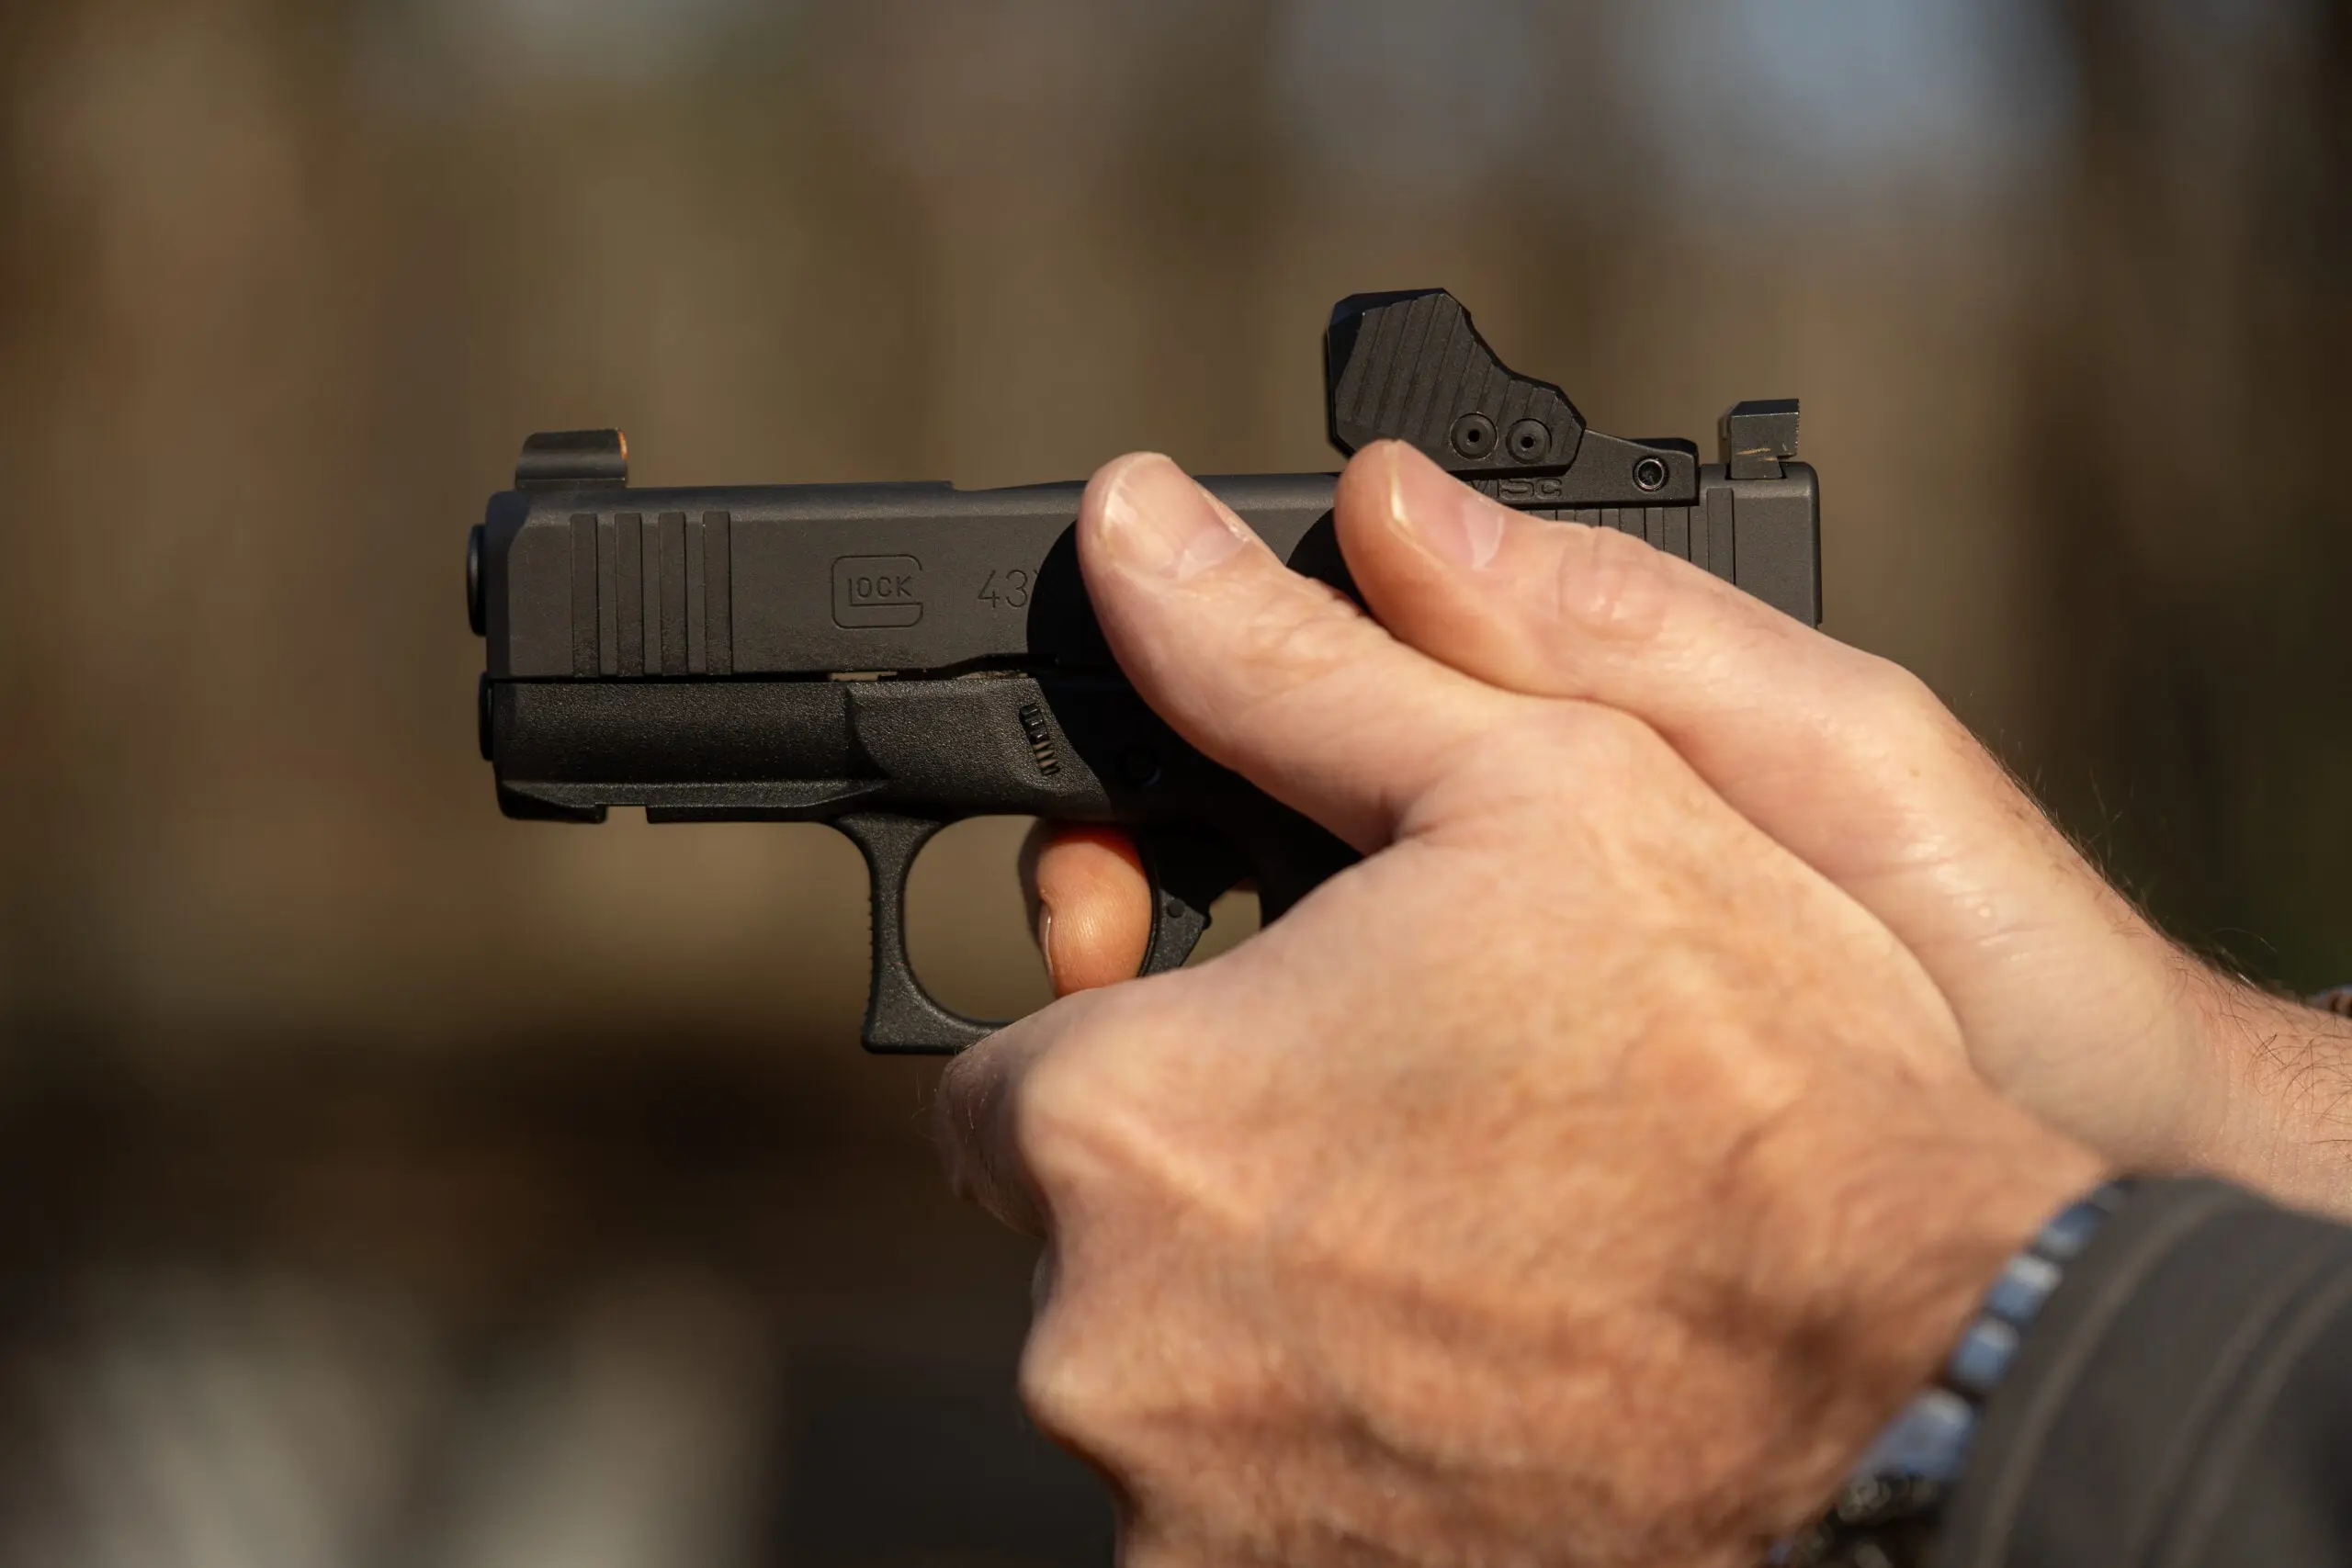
[0,2,2343,1563]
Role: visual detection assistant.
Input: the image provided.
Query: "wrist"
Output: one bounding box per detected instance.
[1742,1084,2108,1528]
[1781,1177,2140,1566]
[2178,964,2352,1215]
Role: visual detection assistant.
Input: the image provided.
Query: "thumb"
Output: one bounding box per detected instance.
[1335,441,2214,1158]
[1076,451,1535,853]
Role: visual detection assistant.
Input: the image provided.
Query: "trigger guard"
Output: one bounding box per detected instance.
[1132,826,1250,978]
[835,812,1001,1055]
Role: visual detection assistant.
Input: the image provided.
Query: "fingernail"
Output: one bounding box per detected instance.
[1035,903,1059,991]
[1384,443,1510,570]
[1094,453,1253,581]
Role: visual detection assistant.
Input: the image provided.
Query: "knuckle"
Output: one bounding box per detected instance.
[1014,1046,1104,1182]
[1849,652,1973,756]
[934,1048,1011,1179]
[1017,1292,1162,1488]
[1012,987,1178,1195]
[1424,696,1677,833]
[1020,1300,1212,1558]
[1193,574,1410,768]
[1017,1314,1115,1443]
[1012,1038,1114,1194]
[1539,695,1672,778]
[1851,650,1938,717]
[1847,654,2036,820]
[934,1035,999,1120]
[1548,521,1676,643]
[1226,573,1375,690]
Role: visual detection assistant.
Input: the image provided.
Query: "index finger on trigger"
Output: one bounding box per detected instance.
[1020,824,1152,996]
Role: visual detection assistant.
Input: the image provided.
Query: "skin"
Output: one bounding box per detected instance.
[1027,442,2352,1217]
[941,447,2106,1567]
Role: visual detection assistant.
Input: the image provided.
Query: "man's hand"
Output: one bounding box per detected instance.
[943,451,2103,1567]
[1028,443,2352,1213]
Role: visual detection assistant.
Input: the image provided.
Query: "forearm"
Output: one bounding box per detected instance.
[2179,964,2352,1216]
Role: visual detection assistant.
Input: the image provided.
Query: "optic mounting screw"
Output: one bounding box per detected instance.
[1507,419,1549,461]
[1450,413,1495,459]
[1632,456,1668,492]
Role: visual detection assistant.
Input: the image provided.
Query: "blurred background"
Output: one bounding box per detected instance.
[0,0,2346,1562]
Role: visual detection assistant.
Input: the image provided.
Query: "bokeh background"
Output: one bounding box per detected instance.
[0,1,2346,1563]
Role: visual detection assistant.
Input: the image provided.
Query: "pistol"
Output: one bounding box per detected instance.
[467,289,1819,1053]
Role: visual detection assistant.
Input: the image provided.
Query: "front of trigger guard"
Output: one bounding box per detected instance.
[835,811,999,1055]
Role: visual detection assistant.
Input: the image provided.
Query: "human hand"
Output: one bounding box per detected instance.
[944,452,2102,1567]
[1026,443,2352,1213]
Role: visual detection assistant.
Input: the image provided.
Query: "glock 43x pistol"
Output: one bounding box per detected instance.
[467,289,1819,1053]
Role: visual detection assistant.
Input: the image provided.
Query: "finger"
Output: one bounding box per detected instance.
[932,1000,1081,1237]
[1020,823,1152,996]
[1078,453,1529,850]
[1334,440,2075,892]
[1336,440,2198,1127]
[1338,441,1875,808]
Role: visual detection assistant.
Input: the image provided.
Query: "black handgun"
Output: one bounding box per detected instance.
[468,289,1819,1053]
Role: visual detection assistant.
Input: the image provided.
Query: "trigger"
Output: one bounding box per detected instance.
[1132,826,1249,977]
